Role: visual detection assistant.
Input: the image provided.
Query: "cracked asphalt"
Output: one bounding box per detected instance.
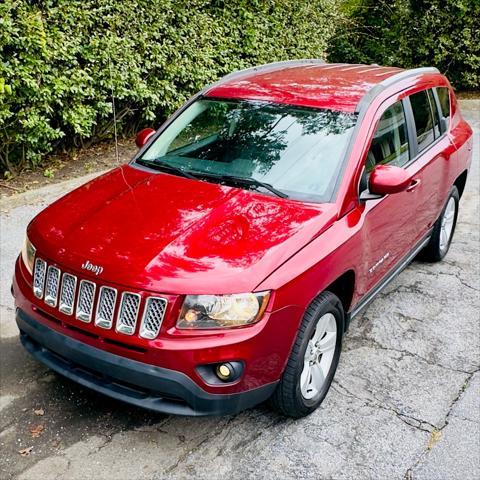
[1,100,478,480]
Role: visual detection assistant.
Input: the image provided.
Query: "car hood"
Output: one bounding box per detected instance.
[29,165,338,294]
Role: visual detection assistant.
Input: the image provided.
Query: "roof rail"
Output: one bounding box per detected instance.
[355,67,440,113]
[203,59,326,94]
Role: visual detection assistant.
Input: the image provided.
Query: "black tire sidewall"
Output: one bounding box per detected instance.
[294,294,344,411]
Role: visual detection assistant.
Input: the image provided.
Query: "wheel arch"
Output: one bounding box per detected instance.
[454,169,468,199]
[322,269,356,330]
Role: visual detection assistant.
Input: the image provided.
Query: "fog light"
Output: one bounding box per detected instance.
[216,363,233,381]
[196,361,244,385]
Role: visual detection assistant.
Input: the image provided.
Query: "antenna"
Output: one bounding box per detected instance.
[108,56,120,165]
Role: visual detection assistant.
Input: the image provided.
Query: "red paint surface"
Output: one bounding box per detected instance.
[206,63,403,112]
[369,165,413,195]
[135,128,156,148]
[14,64,473,396]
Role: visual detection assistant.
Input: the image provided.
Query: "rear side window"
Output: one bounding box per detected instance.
[365,101,409,173]
[410,91,435,153]
[436,87,451,128]
[427,89,441,138]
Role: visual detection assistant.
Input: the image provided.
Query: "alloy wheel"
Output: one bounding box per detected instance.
[300,312,337,400]
[439,197,456,253]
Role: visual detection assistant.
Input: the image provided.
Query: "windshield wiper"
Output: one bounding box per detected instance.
[136,159,198,180]
[199,173,289,199]
[137,160,288,198]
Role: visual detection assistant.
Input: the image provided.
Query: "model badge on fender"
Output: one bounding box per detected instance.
[369,252,390,274]
[81,260,103,276]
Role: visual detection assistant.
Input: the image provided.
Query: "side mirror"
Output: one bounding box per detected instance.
[135,128,156,149]
[361,165,413,200]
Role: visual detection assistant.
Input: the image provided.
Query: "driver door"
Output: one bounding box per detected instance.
[359,99,421,295]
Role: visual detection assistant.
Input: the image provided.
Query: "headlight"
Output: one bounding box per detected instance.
[21,236,36,275]
[177,292,270,329]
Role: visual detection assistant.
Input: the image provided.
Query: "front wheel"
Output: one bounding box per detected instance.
[421,186,459,262]
[269,291,343,418]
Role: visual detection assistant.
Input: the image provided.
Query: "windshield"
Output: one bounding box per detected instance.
[137,98,357,202]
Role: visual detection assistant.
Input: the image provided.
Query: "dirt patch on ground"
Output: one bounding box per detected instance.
[0,139,136,199]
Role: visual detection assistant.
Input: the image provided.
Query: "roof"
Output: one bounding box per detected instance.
[205,62,405,113]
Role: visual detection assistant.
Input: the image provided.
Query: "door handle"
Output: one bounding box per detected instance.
[406,179,421,192]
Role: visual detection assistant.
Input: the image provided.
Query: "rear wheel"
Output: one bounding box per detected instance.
[421,186,459,262]
[269,291,343,418]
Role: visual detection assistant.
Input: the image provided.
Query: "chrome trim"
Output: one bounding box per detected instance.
[44,265,61,307]
[30,256,171,339]
[116,292,141,335]
[75,279,96,323]
[33,258,47,299]
[95,286,118,329]
[59,273,77,315]
[139,296,168,340]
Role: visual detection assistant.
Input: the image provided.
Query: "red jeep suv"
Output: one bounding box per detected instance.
[13,61,473,418]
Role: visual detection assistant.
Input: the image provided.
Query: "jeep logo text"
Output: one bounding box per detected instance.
[81,260,104,276]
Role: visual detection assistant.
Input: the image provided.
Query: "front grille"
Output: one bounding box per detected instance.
[95,286,117,329]
[140,297,168,339]
[76,280,96,323]
[32,257,168,339]
[116,292,141,335]
[44,266,60,307]
[33,258,47,298]
[59,273,77,315]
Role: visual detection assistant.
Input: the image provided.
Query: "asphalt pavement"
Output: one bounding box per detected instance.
[0,100,478,480]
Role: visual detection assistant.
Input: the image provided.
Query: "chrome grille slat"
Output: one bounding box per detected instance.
[44,266,61,307]
[95,286,117,329]
[33,258,47,298]
[32,255,169,339]
[76,280,96,323]
[139,297,167,339]
[59,273,77,315]
[116,292,141,335]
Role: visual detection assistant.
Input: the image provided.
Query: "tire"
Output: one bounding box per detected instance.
[269,291,344,418]
[421,186,459,262]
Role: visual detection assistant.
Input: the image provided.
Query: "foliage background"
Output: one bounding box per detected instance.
[0,0,478,174]
[0,0,339,173]
[328,0,479,92]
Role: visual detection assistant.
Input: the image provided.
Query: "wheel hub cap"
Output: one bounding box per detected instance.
[440,197,455,252]
[300,312,337,400]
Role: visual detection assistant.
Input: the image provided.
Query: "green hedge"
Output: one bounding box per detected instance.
[0,0,339,173]
[2,0,478,174]
[328,0,479,92]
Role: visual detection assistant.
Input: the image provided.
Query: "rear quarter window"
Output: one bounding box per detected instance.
[427,89,441,138]
[436,87,451,129]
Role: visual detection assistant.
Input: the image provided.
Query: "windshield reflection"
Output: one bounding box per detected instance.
[140,99,357,202]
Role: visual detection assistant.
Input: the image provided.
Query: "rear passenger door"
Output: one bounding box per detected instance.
[404,87,456,241]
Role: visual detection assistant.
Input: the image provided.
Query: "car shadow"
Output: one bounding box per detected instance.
[0,334,287,477]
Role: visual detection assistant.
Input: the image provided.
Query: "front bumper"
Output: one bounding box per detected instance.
[16,308,277,416]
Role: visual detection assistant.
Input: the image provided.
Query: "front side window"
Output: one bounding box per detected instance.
[137,99,357,202]
[365,101,409,173]
[410,90,435,152]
